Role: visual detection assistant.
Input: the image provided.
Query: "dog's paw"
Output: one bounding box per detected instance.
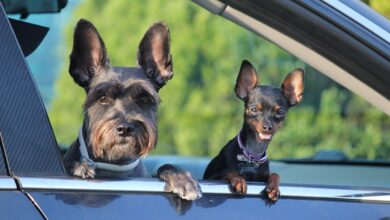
[266,173,280,202]
[227,172,247,194]
[72,162,95,179]
[266,185,280,202]
[230,176,247,194]
[160,170,202,200]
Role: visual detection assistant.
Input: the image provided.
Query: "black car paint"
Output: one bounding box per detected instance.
[27,191,390,220]
[0,191,42,219]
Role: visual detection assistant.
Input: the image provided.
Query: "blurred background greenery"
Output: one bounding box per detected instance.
[48,0,389,160]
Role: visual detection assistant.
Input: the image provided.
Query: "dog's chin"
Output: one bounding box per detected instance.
[257,132,272,142]
[106,144,137,162]
[98,137,140,162]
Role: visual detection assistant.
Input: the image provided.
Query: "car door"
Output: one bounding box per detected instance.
[0,1,389,219]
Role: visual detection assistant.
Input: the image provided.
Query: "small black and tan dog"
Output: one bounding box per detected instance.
[63,19,201,200]
[203,60,304,201]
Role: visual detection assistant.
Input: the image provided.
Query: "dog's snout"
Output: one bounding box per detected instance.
[116,123,135,137]
[262,124,272,133]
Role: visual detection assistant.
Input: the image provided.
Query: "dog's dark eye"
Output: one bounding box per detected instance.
[98,95,110,105]
[250,107,258,113]
[136,93,154,106]
[138,96,151,104]
[275,108,286,118]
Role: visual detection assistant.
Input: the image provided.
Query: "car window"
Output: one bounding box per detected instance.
[10,0,389,176]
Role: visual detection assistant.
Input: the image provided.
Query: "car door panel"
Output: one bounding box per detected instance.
[27,190,390,220]
[0,192,43,219]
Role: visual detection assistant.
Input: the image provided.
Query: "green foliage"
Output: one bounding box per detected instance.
[49,0,390,160]
[370,0,390,17]
[269,87,390,160]
[49,67,84,147]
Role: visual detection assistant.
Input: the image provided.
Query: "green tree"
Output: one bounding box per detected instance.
[369,0,390,17]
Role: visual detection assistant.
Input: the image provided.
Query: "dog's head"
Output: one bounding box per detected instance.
[235,60,304,143]
[69,19,173,163]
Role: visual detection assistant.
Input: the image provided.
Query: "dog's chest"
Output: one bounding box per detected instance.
[235,156,269,181]
[237,161,260,174]
[95,161,150,178]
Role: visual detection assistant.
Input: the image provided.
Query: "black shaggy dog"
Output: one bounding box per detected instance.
[63,19,201,200]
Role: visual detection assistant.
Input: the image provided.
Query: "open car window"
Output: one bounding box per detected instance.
[21,0,387,163]
[2,0,390,190]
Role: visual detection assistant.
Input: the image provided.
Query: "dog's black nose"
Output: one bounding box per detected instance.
[116,123,134,137]
[262,124,272,133]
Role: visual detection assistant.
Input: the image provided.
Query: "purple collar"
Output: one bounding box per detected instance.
[237,130,268,164]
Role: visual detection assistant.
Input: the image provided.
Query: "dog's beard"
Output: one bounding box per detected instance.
[89,118,156,162]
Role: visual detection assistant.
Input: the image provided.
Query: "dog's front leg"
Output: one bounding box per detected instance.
[157,164,202,200]
[266,172,280,201]
[72,161,96,179]
[227,171,247,194]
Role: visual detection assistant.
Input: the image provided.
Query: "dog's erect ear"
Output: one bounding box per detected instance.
[235,60,258,100]
[137,22,173,90]
[281,68,305,106]
[69,19,110,91]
